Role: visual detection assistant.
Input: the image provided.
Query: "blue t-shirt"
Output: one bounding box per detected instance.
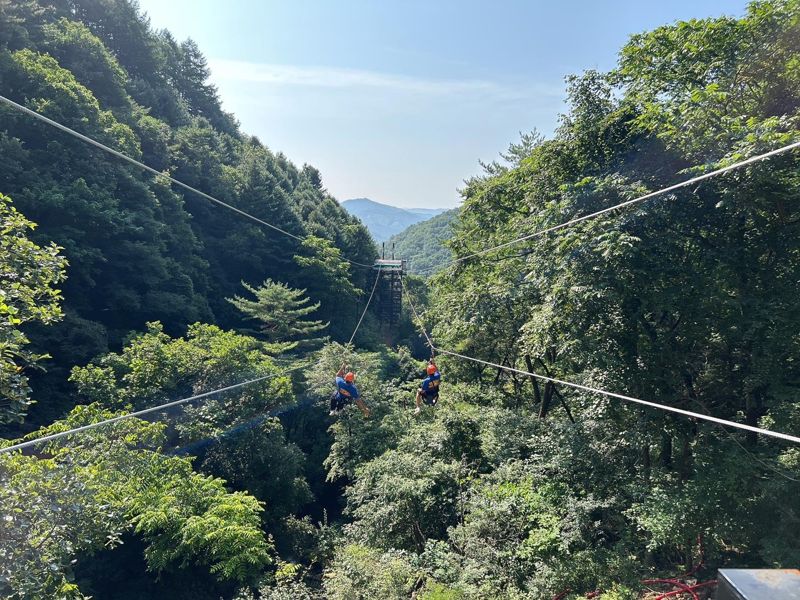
[335,376,360,400]
[421,371,441,395]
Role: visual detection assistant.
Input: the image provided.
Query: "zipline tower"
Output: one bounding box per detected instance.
[374,243,406,327]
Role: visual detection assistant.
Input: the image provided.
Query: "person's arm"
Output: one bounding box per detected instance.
[337,362,346,378]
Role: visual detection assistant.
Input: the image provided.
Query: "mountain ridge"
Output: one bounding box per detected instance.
[341,198,447,242]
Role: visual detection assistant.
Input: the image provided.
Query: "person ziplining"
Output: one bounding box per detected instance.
[330,363,371,418]
[414,360,441,414]
[326,270,381,419]
[4,92,800,448]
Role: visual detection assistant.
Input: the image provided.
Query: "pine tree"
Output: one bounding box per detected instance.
[228,279,328,351]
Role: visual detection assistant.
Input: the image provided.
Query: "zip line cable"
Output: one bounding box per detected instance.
[433,348,800,445]
[0,365,308,456]
[348,268,382,345]
[0,94,374,269]
[400,275,433,351]
[0,270,382,455]
[0,96,387,455]
[399,276,800,445]
[4,92,798,275]
[173,396,318,456]
[435,139,800,269]
[5,96,800,448]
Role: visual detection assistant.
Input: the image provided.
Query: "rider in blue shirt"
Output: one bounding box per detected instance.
[415,361,441,414]
[330,364,370,417]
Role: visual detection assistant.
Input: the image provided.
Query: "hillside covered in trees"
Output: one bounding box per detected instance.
[2,1,800,599]
[0,0,378,431]
[387,208,459,275]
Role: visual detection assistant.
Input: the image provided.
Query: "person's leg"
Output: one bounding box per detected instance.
[355,398,371,418]
[330,392,338,414]
[414,389,423,414]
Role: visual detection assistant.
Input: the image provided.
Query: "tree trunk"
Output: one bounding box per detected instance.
[525,355,542,409]
[553,387,575,423]
[745,387,766,447]
[678,434,692,481]
[539,382,554,419]
[660,433,673,469]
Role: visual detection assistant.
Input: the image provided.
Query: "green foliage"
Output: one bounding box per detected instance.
[255,578,320,600]
[69,321,295,441]
[4,1,800,598]
[201,418,312,529]
[0,193,66,423]
[0,404,271,598]
[228,279,328,351]
[0,0,51,50]
[294,236,368,342]
[347,451,462,552]
[416,1,800,596]
[386,208,459,276]
[308,343,411,481]
[59,323,319,596]
[129,459,271,583]
[0,0,377,427]
[418,582,466,600]
[41,17,129,108]
[323,544,419,600]
[598,584,638,600]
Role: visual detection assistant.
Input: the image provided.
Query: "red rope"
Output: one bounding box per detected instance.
[654,580,717,600]
[550,538,710,600]
[643,579,700,600]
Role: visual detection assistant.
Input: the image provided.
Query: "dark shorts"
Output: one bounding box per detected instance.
[330,391,353,411]
[421,390,439,406]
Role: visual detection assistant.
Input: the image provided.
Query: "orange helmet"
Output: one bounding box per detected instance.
[427,364,438,375]
[344,372,356,383]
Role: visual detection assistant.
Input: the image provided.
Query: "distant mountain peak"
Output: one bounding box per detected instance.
[341,198,448,243]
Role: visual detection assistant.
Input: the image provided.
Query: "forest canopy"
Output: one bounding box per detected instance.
[386,208,459,276]
[0,0,378,428]
[2,0,800,599]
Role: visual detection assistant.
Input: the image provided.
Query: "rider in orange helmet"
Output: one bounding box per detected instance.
[414,360,441,414]
[330,363,370,417]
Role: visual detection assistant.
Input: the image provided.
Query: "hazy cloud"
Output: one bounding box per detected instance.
[208,59,561,102]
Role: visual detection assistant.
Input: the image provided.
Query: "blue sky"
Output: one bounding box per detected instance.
[138,0,751,208]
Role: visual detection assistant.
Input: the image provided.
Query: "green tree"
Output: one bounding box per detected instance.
[41,17,129,108]
[294,237,366,342]
[228,279,328,352]
[0,193,66,423]
[69,321,295,442]
[0,2,375,429]
[346,450,461,552]
[386,209,459,276]
[323,545,419,600]
[0,403,271,599]
[0,0,50,50]
[201,418,312,533]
